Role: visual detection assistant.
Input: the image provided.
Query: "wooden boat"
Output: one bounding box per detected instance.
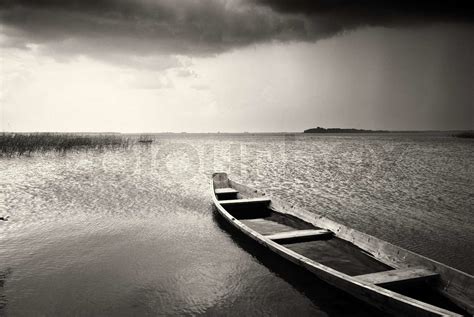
[211,173,473,316]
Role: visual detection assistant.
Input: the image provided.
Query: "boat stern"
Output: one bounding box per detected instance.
[212,172,229,189]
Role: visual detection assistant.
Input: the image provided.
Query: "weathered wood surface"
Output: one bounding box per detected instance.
[215,188,239,195]
[355,267,439,286]
[211,173,473,316]
[213,173,230,189]
[219,197,271,206]
[266,193,474,315]
[265,229,332,242]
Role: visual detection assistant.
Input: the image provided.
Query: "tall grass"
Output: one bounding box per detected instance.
[0,133,129,157]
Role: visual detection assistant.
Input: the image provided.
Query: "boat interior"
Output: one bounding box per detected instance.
[213,178,468,315]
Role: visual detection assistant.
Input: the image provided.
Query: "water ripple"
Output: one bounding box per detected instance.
[0,133,472,315]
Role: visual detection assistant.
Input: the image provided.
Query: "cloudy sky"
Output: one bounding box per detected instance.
[1,0,473,132]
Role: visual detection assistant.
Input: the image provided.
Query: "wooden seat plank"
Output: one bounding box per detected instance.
[265,229,332,242]
[219,197,271,206]
[215,188,239,195]
[355,267,439,286]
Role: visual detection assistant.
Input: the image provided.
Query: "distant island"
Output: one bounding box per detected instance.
[453,131,474,139]
[304,127,387,133]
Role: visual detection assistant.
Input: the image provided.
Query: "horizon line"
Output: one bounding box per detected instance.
[1,129,473,134]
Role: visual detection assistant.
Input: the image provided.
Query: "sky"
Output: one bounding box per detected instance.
[0,0,473,132]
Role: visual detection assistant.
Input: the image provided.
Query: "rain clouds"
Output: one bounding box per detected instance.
[257,0,473,20]
[1,0,473,59]
[0,0,307,57]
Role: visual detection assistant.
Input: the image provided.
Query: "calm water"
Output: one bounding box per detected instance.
[1,133,473,316]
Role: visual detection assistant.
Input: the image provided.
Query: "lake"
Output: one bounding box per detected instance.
[1,133,473,316]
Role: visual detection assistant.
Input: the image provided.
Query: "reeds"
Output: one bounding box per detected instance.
[0,133,128,157]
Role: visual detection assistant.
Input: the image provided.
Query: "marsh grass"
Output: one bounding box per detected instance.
[0,133,129,157]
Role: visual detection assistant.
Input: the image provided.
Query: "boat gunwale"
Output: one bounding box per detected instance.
[260,184,474,314]
[211,173,470,317]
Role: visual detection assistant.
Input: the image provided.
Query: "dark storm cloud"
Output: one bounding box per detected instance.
[255,0,474,43]
[256,0,474,22]
[0,0,473,59]
[0,0,308,58]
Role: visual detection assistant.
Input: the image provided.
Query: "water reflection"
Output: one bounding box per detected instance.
[0,268,11,315]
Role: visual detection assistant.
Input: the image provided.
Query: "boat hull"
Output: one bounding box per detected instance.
[211,173,473,316]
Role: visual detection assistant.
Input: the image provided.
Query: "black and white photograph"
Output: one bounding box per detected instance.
[0,0,473,316]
